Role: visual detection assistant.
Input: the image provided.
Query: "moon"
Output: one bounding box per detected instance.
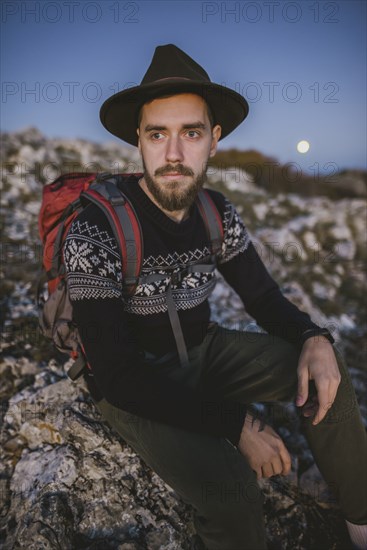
[297,140,310,153]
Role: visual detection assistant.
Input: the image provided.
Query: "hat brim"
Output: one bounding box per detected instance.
[99,79,249,146]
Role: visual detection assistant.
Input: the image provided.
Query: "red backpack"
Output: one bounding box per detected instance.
[38,172,224,379]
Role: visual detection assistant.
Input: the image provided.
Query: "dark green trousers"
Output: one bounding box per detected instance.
[95,323,367,550]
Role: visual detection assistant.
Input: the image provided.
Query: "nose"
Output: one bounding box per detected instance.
[165,136,184,164]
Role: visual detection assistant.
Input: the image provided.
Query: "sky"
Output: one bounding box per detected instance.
[1,0,366,175]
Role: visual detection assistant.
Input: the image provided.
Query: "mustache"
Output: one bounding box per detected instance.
[154,164,194,177]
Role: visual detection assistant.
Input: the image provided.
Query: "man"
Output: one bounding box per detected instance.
[64,45,367,549]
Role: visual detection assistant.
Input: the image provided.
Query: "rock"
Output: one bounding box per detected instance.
[1,370,200,549]
[288,214,318,233]
[330,224,352,242]
[2,435,27,454]
[335,240,356,260]
[207,166,257,194]
[280,282,332,332]
[299,464,338,509]
[253,202,268,221]
[338,314,357,333]
[256,227,305,262]
[312,281,336,301]
[302,230,318,251]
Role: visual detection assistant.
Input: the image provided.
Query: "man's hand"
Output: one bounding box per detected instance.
[237,413,291,480]
[296,335,341,425]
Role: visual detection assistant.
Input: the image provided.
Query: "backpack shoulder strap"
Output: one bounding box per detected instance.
[81,174,143,296]
[196,189,224,257]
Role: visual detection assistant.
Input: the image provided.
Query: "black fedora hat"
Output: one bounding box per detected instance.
[99,44,249,146]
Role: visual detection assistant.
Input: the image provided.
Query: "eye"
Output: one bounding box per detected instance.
[186,130,200,138]
[150,132,164,140]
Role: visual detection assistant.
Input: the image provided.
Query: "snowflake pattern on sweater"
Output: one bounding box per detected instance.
[64,195,250,315]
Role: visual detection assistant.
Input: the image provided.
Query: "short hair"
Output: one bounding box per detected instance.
[137,94,215,129]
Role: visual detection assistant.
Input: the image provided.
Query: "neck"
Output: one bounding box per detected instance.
[138,177,190,223]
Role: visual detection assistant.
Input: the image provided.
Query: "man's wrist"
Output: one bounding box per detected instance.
[243,409,266,432]
[300,328,335,346]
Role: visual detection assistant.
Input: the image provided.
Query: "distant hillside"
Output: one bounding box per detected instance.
[210,148,367,199]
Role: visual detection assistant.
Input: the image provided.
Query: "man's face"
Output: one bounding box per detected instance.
[137,93,221,212]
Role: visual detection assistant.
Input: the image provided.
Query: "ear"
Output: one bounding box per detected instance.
[209,124,221,158]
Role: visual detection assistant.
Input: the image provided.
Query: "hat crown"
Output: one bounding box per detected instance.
[141,44,210,85]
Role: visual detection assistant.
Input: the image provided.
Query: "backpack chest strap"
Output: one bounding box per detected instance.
[138,257,217,286]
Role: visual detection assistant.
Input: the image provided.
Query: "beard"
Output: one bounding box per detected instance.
[142,160,208,212]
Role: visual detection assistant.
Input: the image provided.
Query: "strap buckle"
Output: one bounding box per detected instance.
[170,268,188,286]
[109,196,126,206]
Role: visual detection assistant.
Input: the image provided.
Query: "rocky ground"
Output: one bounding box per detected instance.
[1,128,366,549]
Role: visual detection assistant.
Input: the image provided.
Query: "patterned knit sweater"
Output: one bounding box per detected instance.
[64,180,322,446]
